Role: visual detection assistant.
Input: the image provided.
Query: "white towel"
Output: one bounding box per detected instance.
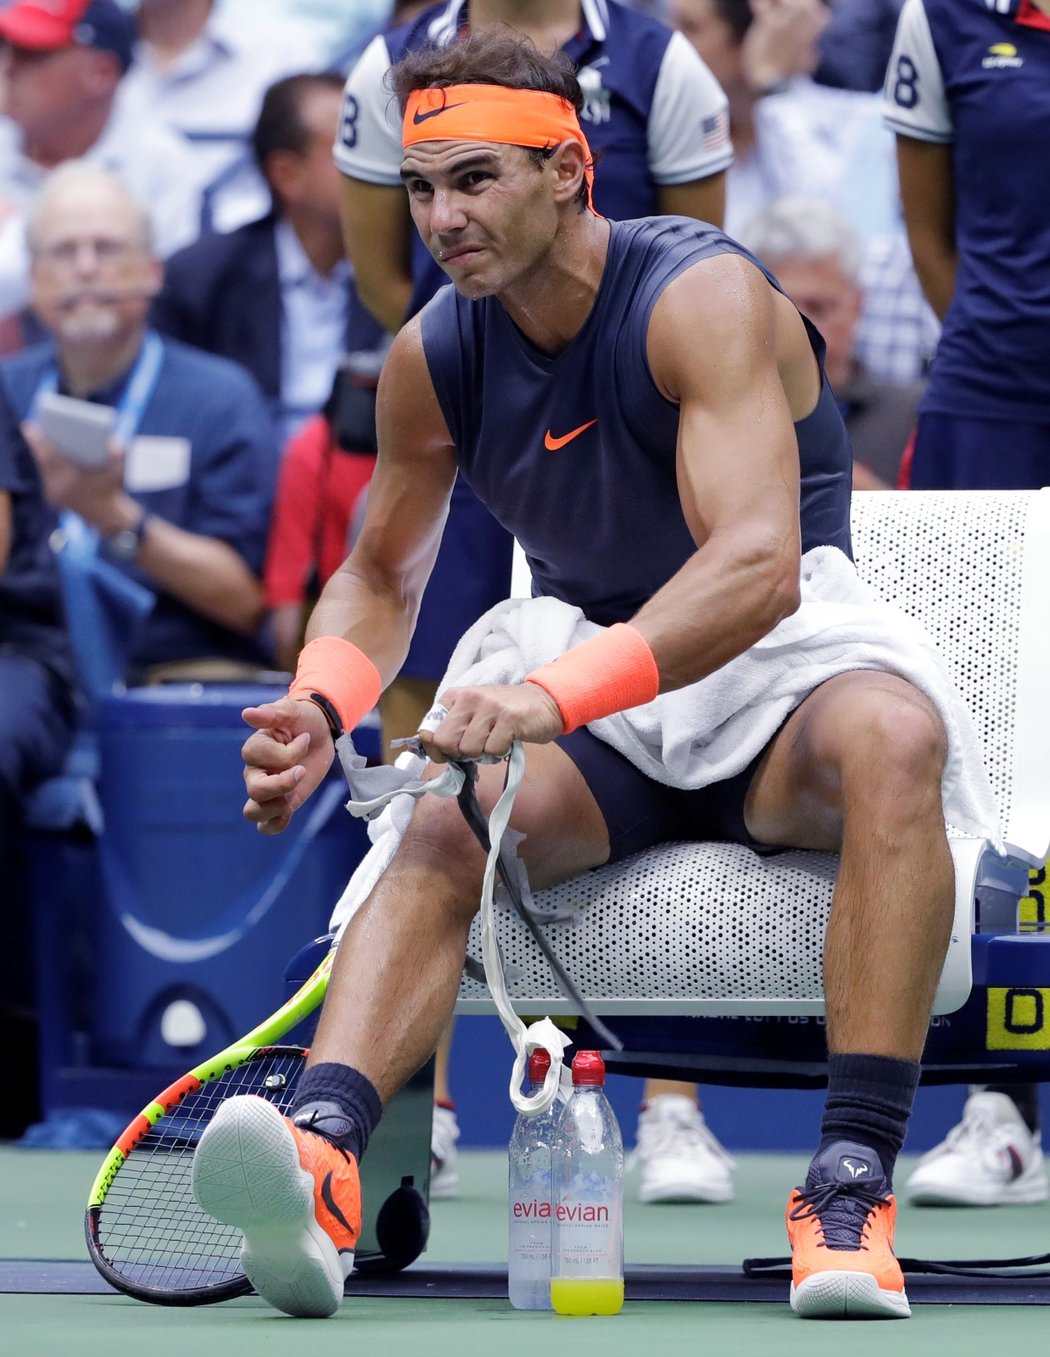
[330,546,1001,935]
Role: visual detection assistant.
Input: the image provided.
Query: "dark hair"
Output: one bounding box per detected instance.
[390,29,592,210]
[251,71,346,187]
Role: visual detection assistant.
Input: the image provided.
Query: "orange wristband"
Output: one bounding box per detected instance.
[525,624,660,734]
[288,636,382,735]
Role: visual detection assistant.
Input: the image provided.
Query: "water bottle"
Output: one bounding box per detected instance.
[507,1049,559,1310]
[551,1050,624,1316]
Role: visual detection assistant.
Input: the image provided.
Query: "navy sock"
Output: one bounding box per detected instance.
[291,1061,382,1163]
[817,1052,921,1185]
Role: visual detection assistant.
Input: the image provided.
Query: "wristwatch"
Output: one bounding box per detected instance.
[105,506,150,561]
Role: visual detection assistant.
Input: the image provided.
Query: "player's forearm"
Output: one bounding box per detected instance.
[304,556,420,692]
[629,528,801,693]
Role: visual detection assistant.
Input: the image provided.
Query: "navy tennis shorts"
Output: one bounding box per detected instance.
[555,724,782,864]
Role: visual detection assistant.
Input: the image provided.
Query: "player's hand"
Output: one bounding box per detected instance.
[417,682,564,763]
[241,696,335,835]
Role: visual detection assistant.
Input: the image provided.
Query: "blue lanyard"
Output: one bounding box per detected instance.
[31,330,165,446]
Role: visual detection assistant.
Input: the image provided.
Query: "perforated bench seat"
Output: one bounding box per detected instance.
[456,491,1050,1023]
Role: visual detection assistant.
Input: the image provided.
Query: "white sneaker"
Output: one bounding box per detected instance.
[632,1095,735,1203]
[430,1104,460,1200]
[906,1091,1049,1206]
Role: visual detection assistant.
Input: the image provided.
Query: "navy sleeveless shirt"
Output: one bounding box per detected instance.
[420,217,852,626]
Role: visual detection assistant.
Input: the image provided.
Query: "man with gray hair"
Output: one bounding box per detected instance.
[1,161,278,680]
[742,195,925,489]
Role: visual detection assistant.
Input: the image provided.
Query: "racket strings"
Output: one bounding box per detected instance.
[95,1049,305,1293]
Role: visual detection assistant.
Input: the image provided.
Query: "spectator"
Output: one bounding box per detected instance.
[742,196,923,489]
[815,0,905,93]
[0,0,207,324]
[217,0,396,71]
[0,382,77,1138]
[153,72,382,446]
[884,0,1050,1208]
[670,0,936,383]
[337,0,734,1204]
[119,0,325,234]
[1,161,278,683]
[264,359,379,673]
[668,0,885,236]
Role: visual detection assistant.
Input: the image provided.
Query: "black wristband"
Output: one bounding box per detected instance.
[306,691,344,742]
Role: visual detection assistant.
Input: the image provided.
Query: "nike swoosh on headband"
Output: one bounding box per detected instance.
[413,101,467,125]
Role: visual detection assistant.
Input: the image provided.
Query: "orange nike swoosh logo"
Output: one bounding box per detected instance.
[544,419,597,451]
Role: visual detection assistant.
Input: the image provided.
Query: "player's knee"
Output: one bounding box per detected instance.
[398,793,487,901]
[844,688,948,805]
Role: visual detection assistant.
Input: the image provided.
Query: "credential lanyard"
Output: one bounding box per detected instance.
[31,330,165,446]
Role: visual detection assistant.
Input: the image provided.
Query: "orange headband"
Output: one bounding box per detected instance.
[403,84,595,207]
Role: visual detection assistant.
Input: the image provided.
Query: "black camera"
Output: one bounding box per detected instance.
[325,353,382,454]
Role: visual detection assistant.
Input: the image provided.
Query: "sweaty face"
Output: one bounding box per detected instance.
[400,140,561,300]
[29,180,160,348]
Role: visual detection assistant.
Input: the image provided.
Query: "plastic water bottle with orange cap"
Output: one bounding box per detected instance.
[550,1050,625,1315]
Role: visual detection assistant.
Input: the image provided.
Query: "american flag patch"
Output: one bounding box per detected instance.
[700,109,730,151]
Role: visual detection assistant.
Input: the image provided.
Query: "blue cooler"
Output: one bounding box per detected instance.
[91,684,375,1067]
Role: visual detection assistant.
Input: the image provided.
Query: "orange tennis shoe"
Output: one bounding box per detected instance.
[192,1095,361,1318]
[786,1141,910,1319]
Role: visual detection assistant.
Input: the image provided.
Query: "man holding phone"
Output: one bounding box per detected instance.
[0,161,279,681]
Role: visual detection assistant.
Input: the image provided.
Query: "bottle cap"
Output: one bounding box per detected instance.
[528,1048,552,1082]
[571,1050,605,1086]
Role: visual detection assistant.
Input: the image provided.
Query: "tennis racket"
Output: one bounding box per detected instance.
[85,947,335,1306]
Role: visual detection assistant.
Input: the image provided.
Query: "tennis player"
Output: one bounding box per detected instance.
[192,29,961,1321]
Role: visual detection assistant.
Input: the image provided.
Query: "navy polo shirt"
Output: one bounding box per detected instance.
[884,0,1050,420]
[0,336,279,673]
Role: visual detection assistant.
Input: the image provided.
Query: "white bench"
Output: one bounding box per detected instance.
[456,491,1050,1026]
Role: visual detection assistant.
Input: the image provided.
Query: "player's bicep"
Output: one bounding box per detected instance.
[648,258,800,550]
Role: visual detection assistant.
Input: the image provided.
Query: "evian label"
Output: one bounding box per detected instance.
[555,1202,610,1222]
[509,1192,552,1269]
[512,1198,553,1220]
[553,1182,622,1278]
